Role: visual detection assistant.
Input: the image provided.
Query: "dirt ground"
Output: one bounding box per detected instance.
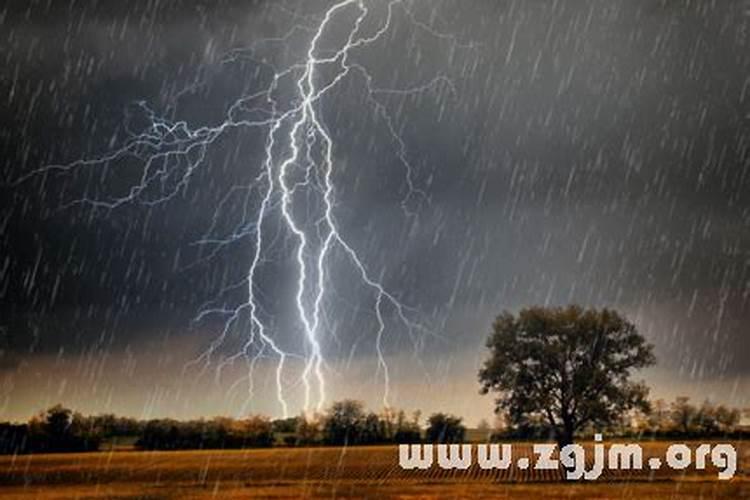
[0,441,746,498]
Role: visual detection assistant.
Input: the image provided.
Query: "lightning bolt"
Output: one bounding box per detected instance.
[14,0,471,417]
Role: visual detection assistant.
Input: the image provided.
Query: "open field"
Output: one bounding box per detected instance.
[0,441,747,498]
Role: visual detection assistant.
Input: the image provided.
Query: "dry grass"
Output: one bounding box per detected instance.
[0,440,746,498]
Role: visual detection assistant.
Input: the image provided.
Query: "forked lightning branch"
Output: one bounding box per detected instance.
[14,1,466,417]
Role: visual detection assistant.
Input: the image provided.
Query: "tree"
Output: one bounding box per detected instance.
[24,404,101,452]
[696,400,720,435]
[44,405,72,438]
[670,396,697,435]
[665,398,742,437]
[322,400,366,445]
[478,305,655,447]
[425,413,466,443]
[360,412,386,444]
[713,404,740,434]
[271,417,299,434]
[241,415,275,447]
[647,398,669,432]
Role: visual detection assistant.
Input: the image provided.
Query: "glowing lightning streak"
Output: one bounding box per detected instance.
[277,0,372,412]
[13,0,471,417]
[277,0,426,411]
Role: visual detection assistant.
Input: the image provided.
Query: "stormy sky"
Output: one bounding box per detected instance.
[1,0,749,424]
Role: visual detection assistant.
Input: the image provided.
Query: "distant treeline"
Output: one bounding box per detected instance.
[0,400,464,454]
[1,396,746,454]
[635,397,747,438]
[490,396,749,441]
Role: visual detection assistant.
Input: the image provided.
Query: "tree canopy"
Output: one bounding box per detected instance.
[478,305,655,447]
[425,413,466,443]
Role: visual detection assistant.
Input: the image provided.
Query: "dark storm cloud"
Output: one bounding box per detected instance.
[0,0,749,417]
[1,0,276,358]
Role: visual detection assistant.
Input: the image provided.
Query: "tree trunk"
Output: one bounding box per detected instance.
[556,421,576,475]
[556,433,574,450]
[556,418,575,449]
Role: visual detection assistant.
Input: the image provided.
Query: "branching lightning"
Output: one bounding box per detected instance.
[15,0,470,417]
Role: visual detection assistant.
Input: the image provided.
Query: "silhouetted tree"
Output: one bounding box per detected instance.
[670,396,697,435]
[21,405,101,452]
[479,306,655,447]
[241,415,275,447]
[392,410,421,443]
[663,397,741,437]
[360,412,385,443]
[134,415,274,450]
[44,405,71,437]
[86,413,143,439]
[713,404,741,434]
[425,413,465,443]
[319,401,420,445]
[271,417,299,434]
[322,400,366,445]
[647,399,669,432]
